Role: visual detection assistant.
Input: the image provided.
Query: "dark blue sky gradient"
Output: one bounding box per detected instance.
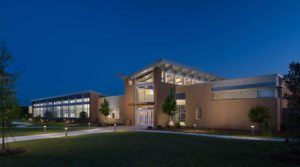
[0,0,299,105]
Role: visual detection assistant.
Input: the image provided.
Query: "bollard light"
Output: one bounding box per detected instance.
[193,124,197,129]
[88,122,91,128]
[114,123,117,132]
[65,127,68,137]
[251,125,255,136]
[43,125,47,132]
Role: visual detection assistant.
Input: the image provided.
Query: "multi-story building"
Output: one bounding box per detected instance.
[32,91,102,123]
[31,59,288,131]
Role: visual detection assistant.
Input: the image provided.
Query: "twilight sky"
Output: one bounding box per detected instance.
[0,0,299,105]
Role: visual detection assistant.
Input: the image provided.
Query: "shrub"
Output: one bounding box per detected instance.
[156,125,162,130]
[44,111,54,121]
[33,115,41,122]
[175,122,181,129]
[248,105,271,132]
[79,111,87,120]
[147,126,153,129]
[24,113,33,120]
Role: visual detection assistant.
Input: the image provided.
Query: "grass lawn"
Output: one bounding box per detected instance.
[0,132,299,167]
[164,128,300,138]
[6,127,94,137]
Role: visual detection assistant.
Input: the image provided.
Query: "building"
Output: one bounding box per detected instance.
[32,91,102,123]
[31,59,288,131]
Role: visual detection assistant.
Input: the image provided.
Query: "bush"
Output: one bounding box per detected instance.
[44,111,54,121]
[79,111,87,120]
[156,125,162,130]
[147,126,153,129]
[175,122,181,129]
[33,115,41,122]
[24,113,33,120]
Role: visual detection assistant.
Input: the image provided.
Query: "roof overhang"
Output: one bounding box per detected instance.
[129,59,223,81]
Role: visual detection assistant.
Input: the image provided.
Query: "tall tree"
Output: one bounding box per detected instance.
[284,62,300,124]
[99,99,110,124]
[162,89,178,126]
[0,43,20,150]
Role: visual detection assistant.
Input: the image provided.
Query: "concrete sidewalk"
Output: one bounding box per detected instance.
[1,126,286,143]
[3,128,114,143]
[139,130,286,142]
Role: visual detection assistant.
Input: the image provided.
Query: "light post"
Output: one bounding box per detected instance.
[43,125,47,132]
[193,124,196,132]
[251,125,255,136]
[114,123,117,132]
[65,127,68,137]
[88,122,91,128]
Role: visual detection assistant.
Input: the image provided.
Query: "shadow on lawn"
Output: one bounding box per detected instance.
[0,148,25,157]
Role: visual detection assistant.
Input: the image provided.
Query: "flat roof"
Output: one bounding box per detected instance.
[129,58,223,81]
[32,90,103,102]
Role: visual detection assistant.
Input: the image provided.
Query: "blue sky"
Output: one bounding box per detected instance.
[0,0,299,105]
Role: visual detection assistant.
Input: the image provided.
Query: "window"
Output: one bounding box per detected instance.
[76,98,83,103]
[195,107,201,120]
[176,105,186,124]
[107,108,120,119]
[83,98,90,102]
[257,89,275,98]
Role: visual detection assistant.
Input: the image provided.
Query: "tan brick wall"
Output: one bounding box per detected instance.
[153,67,175,127]
[176,83,280,131]
[122,78,135,125]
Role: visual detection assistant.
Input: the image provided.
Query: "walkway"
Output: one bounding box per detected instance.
[1,126,285,143]
[138,130,286,142]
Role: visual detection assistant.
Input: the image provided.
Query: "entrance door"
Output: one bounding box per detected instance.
[135,107,154,127]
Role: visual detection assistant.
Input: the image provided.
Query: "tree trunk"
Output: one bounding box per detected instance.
[168,116,174,126]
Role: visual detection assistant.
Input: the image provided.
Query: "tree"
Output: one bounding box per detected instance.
[99,99,110,124]
[284,62,300,124]
[0,43,20,150]
[79,111,87,120]
[162,89,178,126]
[248,105,271,132]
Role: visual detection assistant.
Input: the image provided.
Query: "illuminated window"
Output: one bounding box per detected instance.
[107,108,120,119]
[176,105,186,123]
[195,107,201,120]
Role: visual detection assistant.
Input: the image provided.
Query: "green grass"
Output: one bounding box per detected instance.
[0,132,298,167]
[165,128,300,138]
[6,127,94,137]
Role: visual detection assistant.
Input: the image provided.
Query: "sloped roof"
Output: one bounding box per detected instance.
[130,59,223,81]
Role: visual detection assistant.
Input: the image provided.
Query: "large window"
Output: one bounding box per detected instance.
[213,89,276,100]
[137,87,154,103]
[195,107,201,120]
[175,105,186,124]
[107,108,120,119]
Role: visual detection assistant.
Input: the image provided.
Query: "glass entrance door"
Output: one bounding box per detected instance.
[135,107,154,127]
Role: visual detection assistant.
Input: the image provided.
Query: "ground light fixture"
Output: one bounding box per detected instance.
[43,125,47,132]
[251,125,255,136]
[65,127,68,137]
